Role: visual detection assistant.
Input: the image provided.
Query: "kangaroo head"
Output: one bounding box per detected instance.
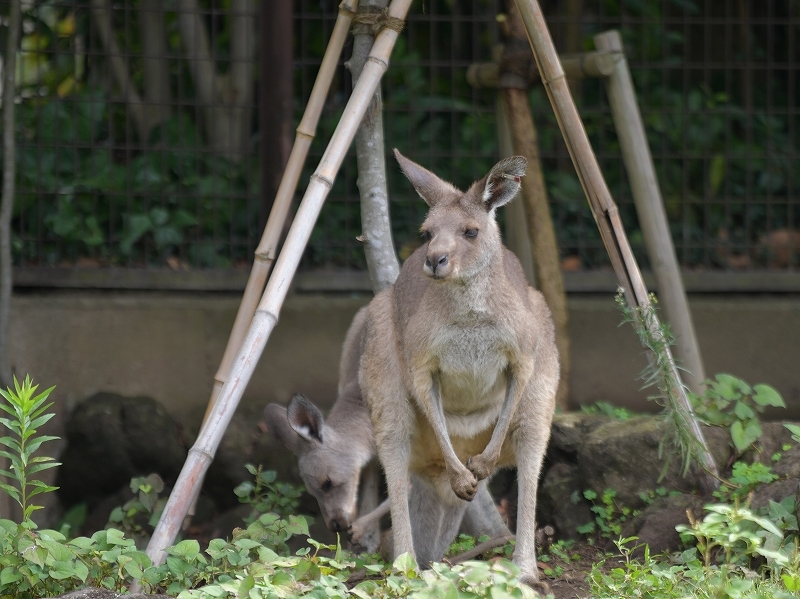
[264,394,366,534]
[395,149,527,281]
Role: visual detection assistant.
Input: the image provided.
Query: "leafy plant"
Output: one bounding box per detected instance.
[107,473,167,543]
[677,502,786,569]
[690,374,785,453]
[580,401,638,421]
[713,462,779,502]
[233,464,303,523]
[579,488,636,540]
[0,375,59,521]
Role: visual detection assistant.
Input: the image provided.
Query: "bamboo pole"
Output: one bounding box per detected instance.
[203,0,359,421]
[466,50,616,89]
[594,30,706,395]
[146,0,413,564]
[511,0,720,490]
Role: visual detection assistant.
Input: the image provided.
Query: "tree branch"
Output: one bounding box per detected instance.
[176,0,219,108]
[0,0,22,389]
[349,0,400,293]
[139,0,171,136]
[89,0,147,143]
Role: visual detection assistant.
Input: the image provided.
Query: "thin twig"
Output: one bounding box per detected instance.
[446,534,515,565]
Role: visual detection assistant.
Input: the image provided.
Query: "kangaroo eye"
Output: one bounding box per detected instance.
[421,230,432,242]
[321,478,333,493]
[464,228,478,239]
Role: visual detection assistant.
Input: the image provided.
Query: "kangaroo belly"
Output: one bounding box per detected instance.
[432,323,510,437]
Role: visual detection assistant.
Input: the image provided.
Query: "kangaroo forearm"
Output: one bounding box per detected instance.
[352,497,390,530]
[482,370,519,458]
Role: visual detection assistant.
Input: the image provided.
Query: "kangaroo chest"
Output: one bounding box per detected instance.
[429,319,511,422]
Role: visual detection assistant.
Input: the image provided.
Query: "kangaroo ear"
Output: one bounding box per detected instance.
[481,156,527,211]
[394,149,459,207]
[264,402,310,454]
[286,394,325,444]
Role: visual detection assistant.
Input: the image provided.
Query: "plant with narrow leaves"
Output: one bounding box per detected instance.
[615,291,709,479]
[0,375,60,521]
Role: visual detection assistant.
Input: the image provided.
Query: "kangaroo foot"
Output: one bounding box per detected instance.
[519,573,551,598]
[465,453,496,481]
[448,467,478,501]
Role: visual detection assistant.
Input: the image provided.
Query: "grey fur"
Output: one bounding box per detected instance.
[265,307,509,554]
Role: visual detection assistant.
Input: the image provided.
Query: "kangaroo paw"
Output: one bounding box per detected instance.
[448,467,478,501]
[519,573,551,598]
[466,453,496,481]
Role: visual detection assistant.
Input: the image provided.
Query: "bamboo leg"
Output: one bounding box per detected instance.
[145,0,413,565]
[497,95,536,285]
[204,0,360,420]
[594,30,706,395]
[512,0,719,490]
[502,87,571,410]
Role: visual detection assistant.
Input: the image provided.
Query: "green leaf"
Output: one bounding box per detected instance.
[169,539,201,558]
[734,401,754,420]
[753,384,785,407]
[783,423,800,440]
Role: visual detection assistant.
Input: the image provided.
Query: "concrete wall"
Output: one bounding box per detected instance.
[10,290,800,444]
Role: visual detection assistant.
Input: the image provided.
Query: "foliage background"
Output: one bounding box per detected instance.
[4,0,799,271]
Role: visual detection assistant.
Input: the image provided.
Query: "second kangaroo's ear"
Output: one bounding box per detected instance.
[264,402,309,454]
[394,149,458,207]
[481,156,527,211]
[286,394,325,444]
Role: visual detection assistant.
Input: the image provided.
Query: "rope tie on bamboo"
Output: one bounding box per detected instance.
[352,6,405,37]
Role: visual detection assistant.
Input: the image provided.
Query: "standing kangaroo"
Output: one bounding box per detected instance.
[264,307,509,554]
[360,150,558,592]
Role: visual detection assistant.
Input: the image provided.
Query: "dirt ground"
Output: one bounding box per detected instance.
[540,543,609,599]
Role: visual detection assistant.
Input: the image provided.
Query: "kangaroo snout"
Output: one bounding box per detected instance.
[328,515,349,533]
[424,252,449,277]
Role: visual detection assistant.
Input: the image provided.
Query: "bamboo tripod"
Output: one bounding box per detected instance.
[145,0,413,564]
[145,0,719,564]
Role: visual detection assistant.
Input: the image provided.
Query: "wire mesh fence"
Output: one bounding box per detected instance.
[7,0,800,276]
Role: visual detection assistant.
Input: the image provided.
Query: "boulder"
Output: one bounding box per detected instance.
[549,412,611,455]
[538,462,593,539]
[56,393,187,508]
[621,494,705,556]
[750,479,800,510]
[577,416,730,509]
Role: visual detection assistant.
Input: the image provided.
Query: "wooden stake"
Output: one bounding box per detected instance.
[511,0,719,490]
[594,30,706,395]
[500,0,570,408]
[146,0,413,565]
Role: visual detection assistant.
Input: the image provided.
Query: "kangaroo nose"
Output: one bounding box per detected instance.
[330,518,343,533]
[425,254,448,273]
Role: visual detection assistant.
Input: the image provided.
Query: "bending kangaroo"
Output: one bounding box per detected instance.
[264,307,509,554]
[360,151,558,591]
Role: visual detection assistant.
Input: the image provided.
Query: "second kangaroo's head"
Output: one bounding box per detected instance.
[264,394,370,534]
[395,149,527,281]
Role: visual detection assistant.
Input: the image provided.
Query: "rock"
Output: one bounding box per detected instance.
[550,412,611,455]
[56,393,187,508]
[621,494,704,556]
[578,416,730,508]
[538,462,593,540]
[183,403,321,517]
[771,441,800,479]
[751,479,800,510]
[741,421,798,466]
